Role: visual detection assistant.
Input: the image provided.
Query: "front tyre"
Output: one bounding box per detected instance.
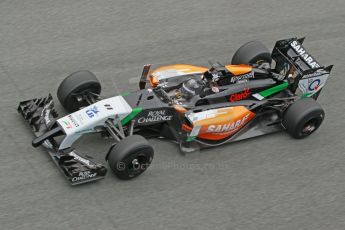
[57,70,101,112]
[108,135,154,180]
[283,98,325,139]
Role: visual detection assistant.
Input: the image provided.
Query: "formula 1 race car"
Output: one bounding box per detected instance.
[18,37,333,185]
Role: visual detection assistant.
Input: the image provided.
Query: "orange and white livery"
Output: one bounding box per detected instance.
[187,106,255,140]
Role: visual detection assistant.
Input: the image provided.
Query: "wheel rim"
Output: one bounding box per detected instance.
[254,59,270,69]
[301,118,319,135]
[126,153,151,177]
[255,59,266,65]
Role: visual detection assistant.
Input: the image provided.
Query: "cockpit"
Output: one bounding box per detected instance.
[148,63,278,107]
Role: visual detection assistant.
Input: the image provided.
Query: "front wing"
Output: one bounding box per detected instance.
[17,94,107,185]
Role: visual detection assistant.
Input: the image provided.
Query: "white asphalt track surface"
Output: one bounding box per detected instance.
[1,1,345,229]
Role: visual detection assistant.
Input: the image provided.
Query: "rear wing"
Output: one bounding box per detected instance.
[272,37,333,98]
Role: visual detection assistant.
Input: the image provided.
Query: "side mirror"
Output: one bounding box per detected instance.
[139,64,151,89]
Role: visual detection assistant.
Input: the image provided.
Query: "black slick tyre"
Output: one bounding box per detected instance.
[57,70,101,112]
[283,98,325,139]
[231,41,272,65]
[108,135,154,180]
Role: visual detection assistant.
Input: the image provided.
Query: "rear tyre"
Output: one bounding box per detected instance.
[283,98,325,139]
[231,41,272,66]
[57,70,101,112]
[108,135,154,180]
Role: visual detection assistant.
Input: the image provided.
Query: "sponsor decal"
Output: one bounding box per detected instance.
[40,100,53,124]
[69,151,91,165]
[62,120,73,129]
[68,115,79,127]
[303,69,328,79]
[206,114,250,133]
[298,72,329,97]
[252,93,264,100]
[290,40,320,68]
[86,105,99,118]
[72,171,97,182]
[230,71,254,83]
[229,88,251,102]
[137,110,172,124]
[44,109,51,124]
[104,104,113,110]
[308,79,321,91]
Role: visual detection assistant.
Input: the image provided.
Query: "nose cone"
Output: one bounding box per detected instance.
[57,96,133,149]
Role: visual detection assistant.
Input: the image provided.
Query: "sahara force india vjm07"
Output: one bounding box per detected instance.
[18,37,333,185]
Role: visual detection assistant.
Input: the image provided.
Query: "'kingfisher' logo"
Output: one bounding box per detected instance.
[86,106,99,118]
